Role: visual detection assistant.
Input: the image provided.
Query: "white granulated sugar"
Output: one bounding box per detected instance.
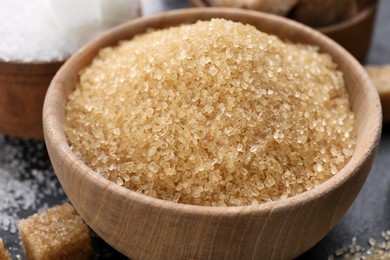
[0,0,100,62]
[0,0,139,62]
[0,136,64,235]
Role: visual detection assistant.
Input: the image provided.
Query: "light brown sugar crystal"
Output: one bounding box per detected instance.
[18,203,92,260]
[65,19,356,206]
[0,238,11,260]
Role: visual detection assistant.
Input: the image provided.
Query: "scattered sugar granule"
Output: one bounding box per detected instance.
[65,18,356,206]
[330,233,390,260]
[18,203,92,260]
[0,136,64,234]
[0,136,66,258]
[0,135,124,259]
[0,238,12,260]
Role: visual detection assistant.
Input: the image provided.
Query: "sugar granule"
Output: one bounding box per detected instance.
[330,233,390,259]
[0,0,139,62]
[0,136,66,258]
[0,136,64,234]
[0,0,99,62]
[65,18,356,206]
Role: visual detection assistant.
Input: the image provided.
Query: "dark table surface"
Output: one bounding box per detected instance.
[1,0,390,259]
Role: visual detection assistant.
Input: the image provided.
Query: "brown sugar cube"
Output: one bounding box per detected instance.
[365,65,390,122]
[0,238,12,260]
[18,203,92,260]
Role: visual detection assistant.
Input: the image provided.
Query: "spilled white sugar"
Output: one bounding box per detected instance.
[0,0,139,62]
[0,136,64,234]
[0,172,36,234]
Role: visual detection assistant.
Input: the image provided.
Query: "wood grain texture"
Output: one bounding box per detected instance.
[43,8,382,260]
[190,0,377,62]
[0,60,63,139]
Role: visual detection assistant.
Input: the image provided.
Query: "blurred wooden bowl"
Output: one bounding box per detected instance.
[43,8,381,259]
[317,1,377,62]
[190,0,377,62]
[0,60,63,139]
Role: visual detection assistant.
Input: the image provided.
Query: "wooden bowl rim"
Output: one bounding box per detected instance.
[0,59,65,78]
[43,8,382,216]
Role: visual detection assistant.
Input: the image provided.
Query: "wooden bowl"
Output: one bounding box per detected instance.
[190,0,377,62]
[0,60,63,139]
[317,1,377,62]
[43,8,382,259]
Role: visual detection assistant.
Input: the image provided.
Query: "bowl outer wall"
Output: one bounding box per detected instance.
[43,8,382,260]
[0,60,63,138]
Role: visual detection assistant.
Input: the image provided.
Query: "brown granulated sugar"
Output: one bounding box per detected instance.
[65,19,356,206]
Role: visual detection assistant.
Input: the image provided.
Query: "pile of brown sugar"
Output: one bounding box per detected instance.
[65,19,356,206]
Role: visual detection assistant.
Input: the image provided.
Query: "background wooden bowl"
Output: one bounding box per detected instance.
[190,0,377,62]
[0,60,63,139]
[43,8,382,259]
[317,1,377,62]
